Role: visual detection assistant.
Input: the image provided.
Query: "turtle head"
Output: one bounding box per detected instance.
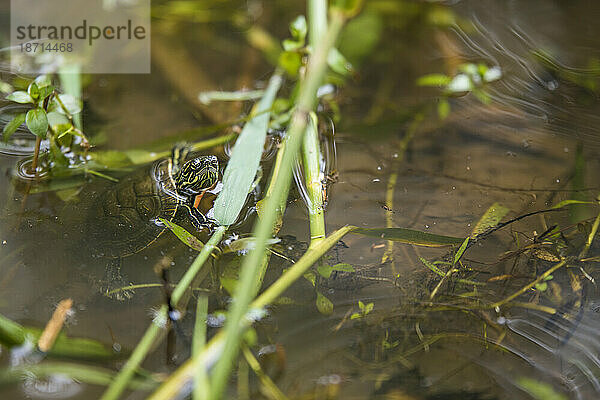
[175,155,219,196]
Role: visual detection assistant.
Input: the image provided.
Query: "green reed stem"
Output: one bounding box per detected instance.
[302,112,326,246]
[100,226,225,400]
[193,296,210,400]
[147,225,354,400]
[208,10,347,399]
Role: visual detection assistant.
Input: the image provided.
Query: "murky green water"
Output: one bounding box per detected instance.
[1,1,600,399]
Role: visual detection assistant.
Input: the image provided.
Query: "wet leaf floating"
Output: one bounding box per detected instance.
[158,217,205,252]
[214,73,283,226]
[222,237,281,254]
[316,291,334,315]
[0,312,116,360]
[470,202,509,238]
[551,199,597,209]
[352,227,464,247]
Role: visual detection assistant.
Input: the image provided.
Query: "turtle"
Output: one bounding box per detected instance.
[85,146,220,297]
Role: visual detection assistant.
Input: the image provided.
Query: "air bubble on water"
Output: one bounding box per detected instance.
[546,80,558,91]
[563,147,569,153]
[377,165,382,171]
[425,224,430,229]
[1,240,6,245]
[392,153,398,158]
[556,179,560,183]
[372,178,380,182]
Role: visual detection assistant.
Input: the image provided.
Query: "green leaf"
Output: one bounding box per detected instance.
[25,108,48,138]
[317,264,333,279]
[6,90,33,104]
[358,300,365,310]
[364,302,374,314]
[327,48,353,76]
[289,15,307,41]
[551,199,596,209]
[214,73,282,226]
[352,227,464,247]
[331,0,363,18]
[338,11,382,65]
[55,94,82,115]
[282,39,303,52]
[470,203,509,238]
[47,111,69,129]
[2,113,26,142]
[420,257,445,276]
[453,237,469,265]
[222,237,280,254]
[437,98,450,120]
[34,75,52,88]
[316,291,333,315]
[1,313,115,360]
[0,80,13,94]
[416,73,452,87]
[331,263,354,272]
[517,377,567,400]
[158,217,204,252]
[278,51,303,77]
[304,271,316,286]
[28,82,39,101]
[38,85,55,101]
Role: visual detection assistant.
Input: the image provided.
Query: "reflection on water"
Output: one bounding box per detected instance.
[1,0,600,399]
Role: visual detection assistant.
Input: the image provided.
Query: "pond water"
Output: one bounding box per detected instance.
[1,1,600,399]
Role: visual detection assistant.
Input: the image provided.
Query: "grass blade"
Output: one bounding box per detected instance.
[353,227,464,247]
[214,73,282,226]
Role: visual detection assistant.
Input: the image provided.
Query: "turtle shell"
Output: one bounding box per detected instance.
[87,160,180,259]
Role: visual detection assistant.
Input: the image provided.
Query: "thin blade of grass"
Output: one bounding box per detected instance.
[209,12,347,399]
[353,227,464,247]
[193,296,210,400]
[147,225,354,400]
[100,226,226,400]
[159,217,205,252]
[214,73,282,226]
[0,362,158,390]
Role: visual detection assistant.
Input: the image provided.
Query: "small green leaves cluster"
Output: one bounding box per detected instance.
[417,62,502,119]
[3,75,81,142]
[350,300,373,320]
[278,15,353,78]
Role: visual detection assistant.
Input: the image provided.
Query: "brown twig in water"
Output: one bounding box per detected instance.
[38,298,73,353]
